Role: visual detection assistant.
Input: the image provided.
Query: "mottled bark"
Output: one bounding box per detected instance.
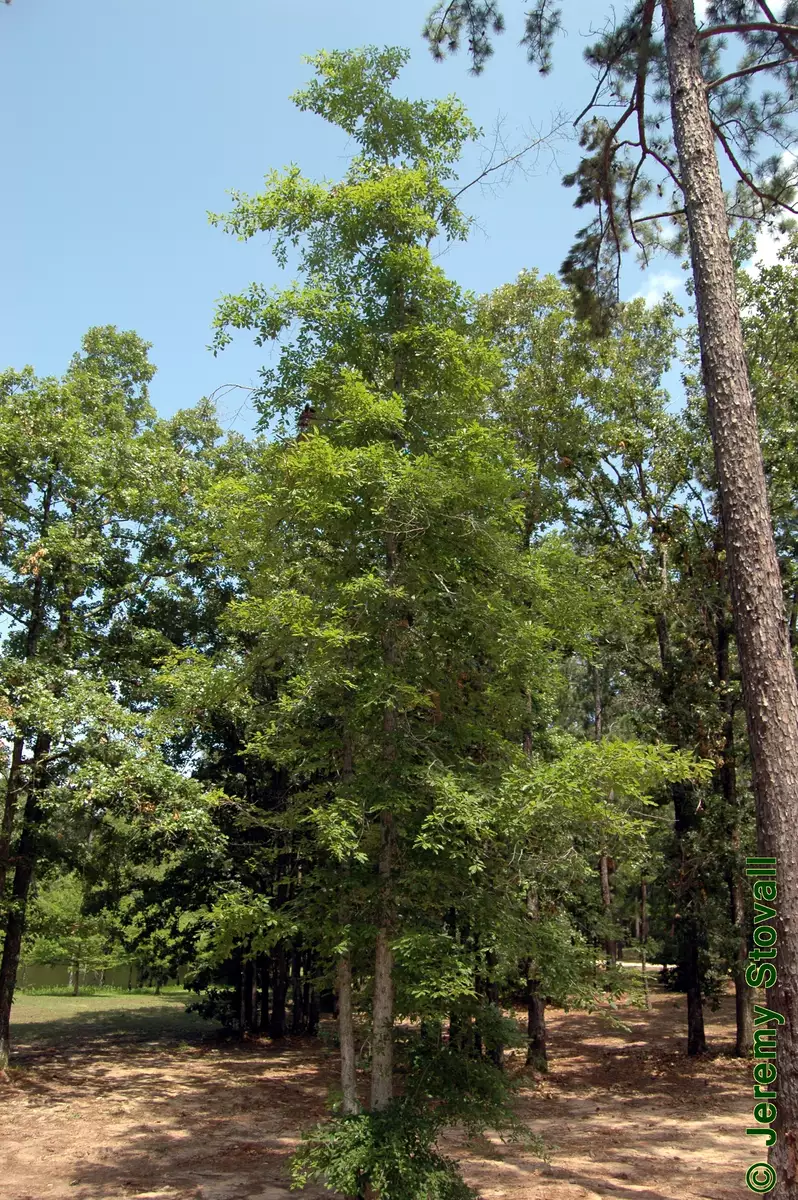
[665,0,798,1180]
[337,951,360,1115]
[370,812,395,1112]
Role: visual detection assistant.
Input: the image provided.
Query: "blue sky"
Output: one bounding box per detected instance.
[2,0,691,431]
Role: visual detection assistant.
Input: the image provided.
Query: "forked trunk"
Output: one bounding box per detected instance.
[664,1,798,1184]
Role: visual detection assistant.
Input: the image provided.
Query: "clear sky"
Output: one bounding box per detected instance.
[3,0,692,431]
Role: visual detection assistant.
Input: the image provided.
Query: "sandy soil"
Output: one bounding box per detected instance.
[0,986,752,1200]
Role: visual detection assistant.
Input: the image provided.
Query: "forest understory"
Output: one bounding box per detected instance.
[1,982,749,1200]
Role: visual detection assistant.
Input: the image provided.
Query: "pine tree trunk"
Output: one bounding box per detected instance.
[526,977,548,1071]
[337,951,359,1115]
[664,0,798,1177]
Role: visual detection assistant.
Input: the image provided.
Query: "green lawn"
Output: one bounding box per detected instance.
[10,989,221,1051]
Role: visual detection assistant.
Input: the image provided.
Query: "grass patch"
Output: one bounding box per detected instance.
[10,989,221,1050]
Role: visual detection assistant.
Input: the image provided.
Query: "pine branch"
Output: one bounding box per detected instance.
[698,22,798,42]
[707,56,798,91]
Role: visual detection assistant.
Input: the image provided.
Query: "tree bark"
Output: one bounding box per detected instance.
[716,616,754,1056]
[672,782,708,1056]
[526,976,548,1071]
[259,955,270,1034]
[337,951,360,1115]
[0,740,48,1070]
[599,854,617,967]
[370,808,395,1112]
[269,941,288,1039]
[664,0,798,1180]
[640,878,651,1011]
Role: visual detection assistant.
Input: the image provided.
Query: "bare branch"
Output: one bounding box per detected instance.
[449,114,569,202]
[633,207,687,223]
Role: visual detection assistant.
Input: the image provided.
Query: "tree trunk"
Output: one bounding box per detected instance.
[259,955,270,1034]
[370,812,394,1112]
[717,616,754,1057]
[664,1,798,1184]
[0,759,46,1070]
[640,878,651,1011]
[599,854,617,967]
[672,782,708,1056]
[730,870,754,1057]
[526,977,548,1071]
[269,942,288,1039]
[0,738,26,900]
[337,951,359,1115]
[243,958,256,1033]
[291,946,304,1034]
[71,960,80,997]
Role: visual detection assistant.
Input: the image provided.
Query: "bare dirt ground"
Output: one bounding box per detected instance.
[0,983,751,1200]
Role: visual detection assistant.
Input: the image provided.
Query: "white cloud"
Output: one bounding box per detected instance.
[753,224,789,269]
[631,271,684,307]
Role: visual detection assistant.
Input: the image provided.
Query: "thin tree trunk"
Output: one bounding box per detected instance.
[672,782,708,1056]
[370,813,394,1112]
[730,870,754,1056]
[717,616,754,1057]
[337,951,359,1115]
[243,958,256,1033]
[641,878,651,1011]
[0,742,47,1070]
[664,2,798,1186]
[526,976,548,1071]
[0,738,26,900]
[71,960,80,997]
[599,854,617,967]
[291,946,304,1034]
[259,955,270,1034]
[269,942,288,1039]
